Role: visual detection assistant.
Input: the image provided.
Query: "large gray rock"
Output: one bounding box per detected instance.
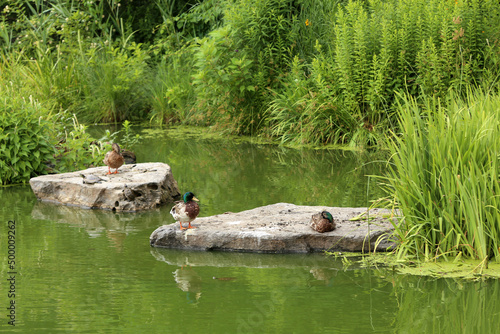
[150,203,397,253]
[29,163,180,211]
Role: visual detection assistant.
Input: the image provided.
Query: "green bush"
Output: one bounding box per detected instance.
[191,0,301,134]
[0,95,55,185]
[148,44,196,125]
[2,0,500,148]
[268,54,357,146]
[192,25,259,134]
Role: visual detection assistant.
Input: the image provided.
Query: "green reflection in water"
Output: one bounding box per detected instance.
[1,129,499,333]
[392,276,500,333]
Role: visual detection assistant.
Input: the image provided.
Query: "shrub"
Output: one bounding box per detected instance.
[0,95,54,185]
[192,25,259,134]
[268,54,356,146]
[148,44,196,125]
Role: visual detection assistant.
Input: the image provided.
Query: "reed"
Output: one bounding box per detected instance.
[148,46,196,126]
[75,39,150,123]
[384,90,500,262]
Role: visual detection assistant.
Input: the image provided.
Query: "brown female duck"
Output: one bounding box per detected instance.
[103,143,125,174]
[310,211,335,233]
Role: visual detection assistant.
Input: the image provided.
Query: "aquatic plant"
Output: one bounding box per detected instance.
[383,90,500,263]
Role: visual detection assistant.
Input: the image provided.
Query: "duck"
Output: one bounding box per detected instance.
[103,143,125,174]
[310,211,336,233]
[170,192,200,230]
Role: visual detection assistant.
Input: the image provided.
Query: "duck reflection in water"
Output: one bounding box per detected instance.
[173,266,203,304]
[310,268,337,286]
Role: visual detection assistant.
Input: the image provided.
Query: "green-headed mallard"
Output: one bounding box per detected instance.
[103,143,125,175]
[170,192,200,230]
[310,211,335,233]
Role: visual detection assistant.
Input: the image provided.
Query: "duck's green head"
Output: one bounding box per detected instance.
[183,192,199,203]
[321,211,333,222]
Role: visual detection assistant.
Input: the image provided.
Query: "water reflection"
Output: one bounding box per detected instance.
[152,248,500,333]
[309,268,337,286]
[393,277,500,333]
[173,266,203,305]
[150,247,346,271]
[30,199,171,252]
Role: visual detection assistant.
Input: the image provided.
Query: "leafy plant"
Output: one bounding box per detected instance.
[192,25,258,134]
[54,115,110,173]
[77,42,150,123]
[148,43,196,125]
[268,54,356,146]
[120,120,141,150]
[0,95,55,185]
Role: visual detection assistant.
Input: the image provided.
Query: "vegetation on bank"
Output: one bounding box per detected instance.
[2,0,500,267]
[1,0,499,137]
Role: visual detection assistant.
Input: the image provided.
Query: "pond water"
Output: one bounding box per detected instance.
[1,127,500,333]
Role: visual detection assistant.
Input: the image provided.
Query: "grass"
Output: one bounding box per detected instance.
[382,90,500,263]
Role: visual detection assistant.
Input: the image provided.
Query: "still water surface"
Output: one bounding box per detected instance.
[1,127,499,333]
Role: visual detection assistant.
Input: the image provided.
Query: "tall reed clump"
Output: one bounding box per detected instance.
[384,90,500,263]
[0,0,151,123]
[268,53,357,146]
[76,40,150,123]
[148,48,196,125]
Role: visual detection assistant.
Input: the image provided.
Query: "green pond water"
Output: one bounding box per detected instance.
[1,127,500,333]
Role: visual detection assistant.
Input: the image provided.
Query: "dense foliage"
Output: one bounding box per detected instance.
[0,95,54,184]
[2,0,499,139]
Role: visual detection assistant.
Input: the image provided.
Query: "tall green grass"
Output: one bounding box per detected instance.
[384,90,500,262]
[148,47,196,125]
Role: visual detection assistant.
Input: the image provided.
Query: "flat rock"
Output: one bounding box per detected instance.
[150,203,397,253]
[29,163,180,211]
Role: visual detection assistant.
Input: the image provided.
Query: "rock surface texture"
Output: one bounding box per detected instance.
[30,163,180,211]
[150,203,397,253]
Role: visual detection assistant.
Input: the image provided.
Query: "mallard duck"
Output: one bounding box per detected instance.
[310,211,335,233]
[173,266,202,303]
[103,143,125,174]
[170,192,200,230]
